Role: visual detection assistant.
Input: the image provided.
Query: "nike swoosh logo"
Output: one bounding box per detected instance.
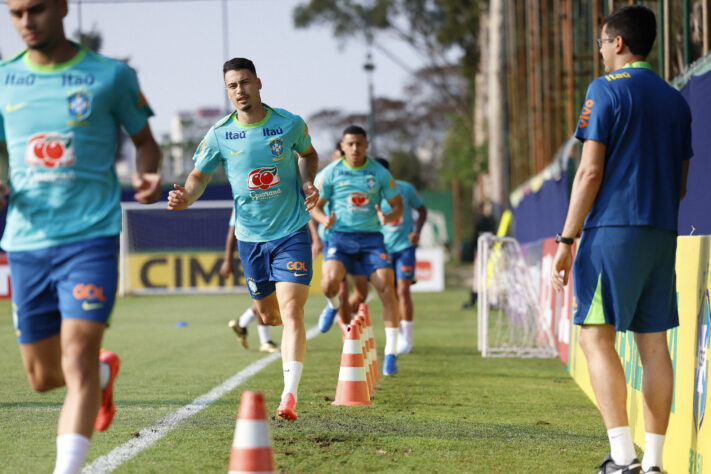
[5,102,27,113]
[294,273,308,277]
[82,301,103,311]
[230,151,243,156]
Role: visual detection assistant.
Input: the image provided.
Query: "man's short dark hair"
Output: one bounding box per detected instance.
[601,5,656,58]
[342,125,367,138]
[375,157,389,170]
[223,58,257,76]
[335,142,344,154]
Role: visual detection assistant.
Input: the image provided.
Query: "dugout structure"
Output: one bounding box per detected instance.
[119,200,247,295]
[477,233,557,358]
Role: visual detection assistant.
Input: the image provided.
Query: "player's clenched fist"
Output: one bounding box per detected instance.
[167,184,190,210]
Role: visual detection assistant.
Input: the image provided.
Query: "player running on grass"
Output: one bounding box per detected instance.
[374,158,427,354]
[220,210,278,353]
[1,1,162,471]
[310,125,404,375]
[168,58,318,422]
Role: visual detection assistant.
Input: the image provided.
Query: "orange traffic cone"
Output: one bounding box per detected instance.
[354,315,374,395]
[360,303,380,381]
[229,391,274,474]
[332,324,372,406]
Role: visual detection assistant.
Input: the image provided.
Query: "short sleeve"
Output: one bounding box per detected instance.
[292,116,312,154]
[380,169,399,201]
[574,80,614,145]
[193,128,222,174]
[113,63,154,136]
[407,184,424,209]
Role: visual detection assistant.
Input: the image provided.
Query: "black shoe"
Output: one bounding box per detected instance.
[596,455,641,474]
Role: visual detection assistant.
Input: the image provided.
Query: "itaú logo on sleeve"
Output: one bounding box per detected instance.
[247,166,280,190]
[25,132,76,168]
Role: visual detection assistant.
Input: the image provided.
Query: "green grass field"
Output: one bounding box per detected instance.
[0,290,615,472]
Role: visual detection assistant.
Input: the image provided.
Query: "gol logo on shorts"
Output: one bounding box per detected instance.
[287,261,308,272]
[72,283,106,302]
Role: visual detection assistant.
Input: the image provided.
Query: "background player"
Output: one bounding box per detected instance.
[0,1,162,472]
[375,158,427,354]
[220,211,278,353]
[168,57,318,422]
[311,125,404,375]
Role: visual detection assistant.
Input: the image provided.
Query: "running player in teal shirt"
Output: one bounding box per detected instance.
[375,159,428,355]
[311,125,404,376]
[168,58,319,422]
[1,1,161,471]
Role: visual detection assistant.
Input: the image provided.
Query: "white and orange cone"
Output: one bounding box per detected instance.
[360,303,380,382]
[332,324,372,406]
[229,391,275,474]
[354,315,374,395]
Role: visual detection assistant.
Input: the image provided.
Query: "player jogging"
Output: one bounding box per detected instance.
[168,58,318,422]
[374,158,427,354]
[551,6,692,474]
[0,1,162,472]
[311,125,404,375]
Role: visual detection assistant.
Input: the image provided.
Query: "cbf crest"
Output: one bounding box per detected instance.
[366,175,376,190]
[269,137,284,159]
[67,90,92,121]
[694,290,710,432]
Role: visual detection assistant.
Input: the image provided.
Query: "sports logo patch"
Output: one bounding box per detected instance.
[366,175,376,190]
[68,90,92,121]
[348,192,369,208]
[248,166,280,190]
[269,137,284,158]
[694,290,710,432]
[247,279,259,294]
[25,132,75,168]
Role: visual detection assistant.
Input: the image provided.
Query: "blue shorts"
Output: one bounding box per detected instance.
[573,226,678,332]
[325,231,391,278]
[9,235,119,344]
[391,246,416,280]
[238,226,312,299]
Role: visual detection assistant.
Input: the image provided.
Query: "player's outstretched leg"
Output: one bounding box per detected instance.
[257,322,279,353]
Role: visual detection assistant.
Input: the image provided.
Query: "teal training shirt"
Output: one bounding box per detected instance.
[380,179,424,253]
[0,43,153,251]
[318,157,399,233]
[314,168,331,242]
[194,105,312,242]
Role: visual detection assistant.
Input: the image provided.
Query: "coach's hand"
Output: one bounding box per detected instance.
[303,181,319,211]
[167,184,190,211]
[551,244,573,292]
[133,172,162,204]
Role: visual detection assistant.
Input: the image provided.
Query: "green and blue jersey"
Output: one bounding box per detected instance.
[314,167,331,243]
[574,62,693,231]
[318,157,399,233]
[0,43,153,251]
[380,179,424,253]
[194,105,312,242]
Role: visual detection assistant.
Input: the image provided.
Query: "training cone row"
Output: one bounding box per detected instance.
[332,303,379,406]
[229,391,275,474]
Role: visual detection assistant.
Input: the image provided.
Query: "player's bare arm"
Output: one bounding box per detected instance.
[310,197,335,229]
[220,225,237,278]
[131,123,162,204]
[168,168,211,211]
[376,194,403,225]
[409,204,428,245]
[297,144,319,211]
[551,138,605,291]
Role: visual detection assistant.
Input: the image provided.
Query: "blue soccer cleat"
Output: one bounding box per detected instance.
[318,305,338,332]
[383,354,398,376]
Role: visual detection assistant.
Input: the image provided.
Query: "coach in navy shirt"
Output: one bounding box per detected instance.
[550,6,692,474]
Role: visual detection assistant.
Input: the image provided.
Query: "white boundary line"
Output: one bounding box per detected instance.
[83,325,322,473]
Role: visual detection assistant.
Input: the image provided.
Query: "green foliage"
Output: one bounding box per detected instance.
[440,113,481,188]
[387,149,424,189]
[0,290,617,473]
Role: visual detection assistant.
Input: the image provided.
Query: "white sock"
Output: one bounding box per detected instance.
[99,361,111,390]
[608,426,636,465]
[400,320,414,342]
[642,432,665,471]
[327,295,341,310]
[53,433,90,474]
[238,307,257,328]
[282,361,303,402]
[384,327,398,356]
[257,325,271,344]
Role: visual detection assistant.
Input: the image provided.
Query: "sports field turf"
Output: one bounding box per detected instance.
[0,289,619,472]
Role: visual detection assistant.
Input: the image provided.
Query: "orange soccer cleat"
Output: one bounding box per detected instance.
[276,393,298,422]
[95,349,120,431]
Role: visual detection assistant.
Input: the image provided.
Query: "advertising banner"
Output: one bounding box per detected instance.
[411,247,445,292]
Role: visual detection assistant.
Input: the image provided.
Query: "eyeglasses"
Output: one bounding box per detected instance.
[596,37,616,48]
